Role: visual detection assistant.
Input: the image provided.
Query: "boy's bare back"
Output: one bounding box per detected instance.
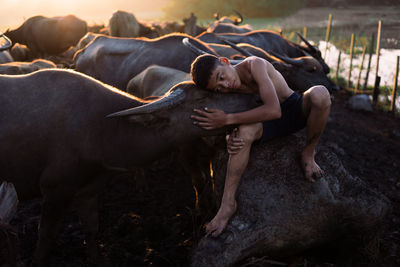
[236,56,293,104]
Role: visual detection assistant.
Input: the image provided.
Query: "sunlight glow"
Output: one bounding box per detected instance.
[0,0,169,31]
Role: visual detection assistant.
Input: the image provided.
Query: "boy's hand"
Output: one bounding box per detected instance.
[191,107,227,130]
[226,128,244,154]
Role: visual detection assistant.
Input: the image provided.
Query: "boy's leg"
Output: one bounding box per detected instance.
[301,85,331,182]
[206,123,263,237]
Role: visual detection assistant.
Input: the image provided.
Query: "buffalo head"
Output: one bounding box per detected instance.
[109,81,261,139]
[296,32,330,74]
[270,52,339,93]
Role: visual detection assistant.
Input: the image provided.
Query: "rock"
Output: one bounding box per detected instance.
[0,181,19,267]
[391,129,400,138]
[0,181,18,223]
[346,94,373,112]
[191,133,390,266]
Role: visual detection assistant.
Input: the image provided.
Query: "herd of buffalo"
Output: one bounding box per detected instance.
[0,10,339,265]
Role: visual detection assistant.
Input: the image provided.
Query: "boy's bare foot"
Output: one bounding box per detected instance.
[206,201,237,237]
[301,150,324,182]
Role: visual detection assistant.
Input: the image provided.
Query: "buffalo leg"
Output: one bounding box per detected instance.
[179,139,216,217]
[33,164,77,265]
[75,173,107,264]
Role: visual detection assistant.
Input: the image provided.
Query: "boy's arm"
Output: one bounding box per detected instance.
[192,58,281,130]
[227,57,281,125]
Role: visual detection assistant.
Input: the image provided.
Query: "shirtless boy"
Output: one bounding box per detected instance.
[190,55,331,237]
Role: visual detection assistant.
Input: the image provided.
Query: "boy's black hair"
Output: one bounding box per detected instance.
[190,54,221,88]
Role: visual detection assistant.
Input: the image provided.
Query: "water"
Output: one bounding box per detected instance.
[320,41,400,112]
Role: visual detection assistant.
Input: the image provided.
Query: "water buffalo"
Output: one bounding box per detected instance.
[207,22,253,34]
[184,39,338,93]
[75,32,103,51]
[196,30,330,74]
[212,9,244,25]
[0,32,12,51]
[0,51,13,64]
[73,33,217,90]
[9,43,31,61]
[206,10,253,34]
[183,13,206,36]
[0,59,56,74]
[0,33,13,63]
[5,15,87,56]
[0,69,259,265]
[207,10,251,34]
[109,10,140,38]
[126,65,191,98]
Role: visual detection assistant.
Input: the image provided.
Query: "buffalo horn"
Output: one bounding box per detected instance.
[232,9,243,25]
[0,32,12,51]
[268,50,304,66]
[296,32,317,53]
[182,37,209,56]
[107,88,186,117]
[218,37,253,57]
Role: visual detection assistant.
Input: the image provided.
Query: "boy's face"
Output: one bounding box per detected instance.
[206,58,241,93]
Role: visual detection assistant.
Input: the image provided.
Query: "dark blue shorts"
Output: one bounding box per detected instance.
[259,92,307,142]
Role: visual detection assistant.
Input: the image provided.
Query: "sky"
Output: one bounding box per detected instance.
[0,0,170,31]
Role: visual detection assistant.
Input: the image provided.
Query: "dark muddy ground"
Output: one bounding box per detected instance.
[5,89,400,267]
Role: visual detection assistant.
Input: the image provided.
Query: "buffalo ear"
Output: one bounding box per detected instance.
[272,61,292,72]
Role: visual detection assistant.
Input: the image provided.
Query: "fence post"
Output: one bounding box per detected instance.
[324,13,332,60]
[390,56,399,113]
[363,33,375,89]
[335,51,342,82]
[373,20,382,104]
[347,33,355,90]
[355,45,367,92]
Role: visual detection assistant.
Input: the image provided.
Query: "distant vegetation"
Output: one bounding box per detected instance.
[162,0,399,20]
[163,0,305,20]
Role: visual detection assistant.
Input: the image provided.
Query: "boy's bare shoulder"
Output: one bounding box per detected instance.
[247,56,271,68]
[246,56,273,75]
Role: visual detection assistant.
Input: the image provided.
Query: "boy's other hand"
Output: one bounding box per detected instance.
[226,128,244,154]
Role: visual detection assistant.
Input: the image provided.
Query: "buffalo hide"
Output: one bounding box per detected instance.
[191,132,390,266]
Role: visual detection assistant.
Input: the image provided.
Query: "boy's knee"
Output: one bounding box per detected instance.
[310,85,331,109]
[238,123,263,143]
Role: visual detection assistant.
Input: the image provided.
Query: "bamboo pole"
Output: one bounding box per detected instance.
[347,33,355,90]
[373,20,382,104]
[363,33,375,89]
[324,13,333,60]
[390,56,399,113]
[335,51,342,81]
[355,45,367,92]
